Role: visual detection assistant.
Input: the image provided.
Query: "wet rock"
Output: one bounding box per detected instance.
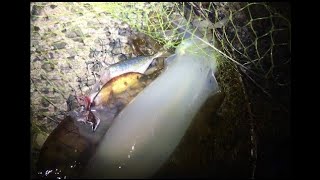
[32,78,42,84]
[48,52,54,59]
[47,74,62,81]
[104,27,111,36]
[41,87,50,94]
[87,79,96,86]
[65,31,77,39]
[118,54,127,61]
[65,30,84,43]
[104,27,110,32]
[53,42,67,49]
[87,21,95,27]
[60,64,72,73]
[87,21,99,30]
[82,86,90,93]
[33,26,40,32]
[49,95,64,104]
[89,50,98,58]
[56,114,65,120]
[83,3,93,10]
[33,56,42,62]
[67,56,75,60]
[67,95,79,111]
[41,98,50,107]
[54,81,68,90]
[109,39,121,49]
[85,61,95,65]
[67,49,77,57]
[36,46,46,53]
[74,37,84,43]
[31,47,36,52]
[50,4,57,9]
[41,62,55,72]
[78,82,86,88]
[73,27,84,37]
[90,61,103,72]
[31,4,43,16]
[118,27,131,36]
[111,47,122,55]
[48,30,58,37]
[31,5,43,21]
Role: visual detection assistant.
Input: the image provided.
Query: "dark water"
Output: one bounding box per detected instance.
[153,91,253,178]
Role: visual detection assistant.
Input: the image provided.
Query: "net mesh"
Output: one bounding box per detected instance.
[90,2,291,91]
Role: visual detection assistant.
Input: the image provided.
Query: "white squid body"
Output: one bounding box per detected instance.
[84,38,220,178]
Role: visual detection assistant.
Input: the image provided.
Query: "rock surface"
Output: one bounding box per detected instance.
[30,3,158,177]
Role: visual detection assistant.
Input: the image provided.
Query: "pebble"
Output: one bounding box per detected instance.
[41,87,50,94]
[41,98,50,107]
[48,52,54,59]
[33,26,40,32]
[118,54,127,61]
[60,64,72,73]
[53,42,67,49]
[111,47,122,55]
[118,27,131,36]
[41,62,55,72]
[33,56,42,62]
[31,5,43,21]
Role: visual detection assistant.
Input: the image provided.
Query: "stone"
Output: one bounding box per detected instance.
[73,37,84,43]
[118,54,127,61]
[53,42,67,49]
[50,4,57,9]
[41,87,50,94]
[41,63,55,72]
[41,98,50,107]
[109,39,121,49]
[73,28,84,37]
[48,52,54,59]
[36,46,46,53]
[112,47,122,55]
[49,95,64,104]
[33,26,40,32]
[118,27,131,36]
[60,64,72,73]
[31,5,43,21]
[105,31,111,36]
[33,56,41,62]
[91,61,102,72]
[67,56,75,60]
[87,79,96,86]
[65,31,77,39]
